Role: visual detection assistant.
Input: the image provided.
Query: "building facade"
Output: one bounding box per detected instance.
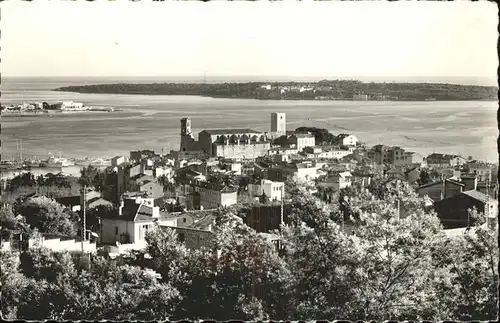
[179,117,271,159]
[248,179,285,201]
[111,156,127,167]
[426,153,467,168]
[288,133,316,152]
[317,171,353,191]
[466,162,492,182]
[416,179,465,202]
[335,134,358,147]
[199,129,270,159]
[183,180,238,210]
[370,145,424,166]
[100,198,159,247]
[434,191,499,229]
[271,112,286,135]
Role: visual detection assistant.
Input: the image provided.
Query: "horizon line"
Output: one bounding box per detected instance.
[2,75,497,86]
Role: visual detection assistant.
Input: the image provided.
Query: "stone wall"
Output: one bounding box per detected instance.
[213,142,270,159]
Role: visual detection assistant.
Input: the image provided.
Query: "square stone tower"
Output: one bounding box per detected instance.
[271,112,286,135]
[180,117,192,136]
[180,117,196,151]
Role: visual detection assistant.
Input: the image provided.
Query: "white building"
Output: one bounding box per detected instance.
[288,133,315,152]
[60,101,85,110]
[353,94,368,101]
[100,198,161,251]
[154,166,174,180]
[268,147,299,156]
[302,146,352,160]
[335,134,358,147]
[318,171,353,191]
[191,183,238,210]
[249,179,285,201]
[111,156,127,167]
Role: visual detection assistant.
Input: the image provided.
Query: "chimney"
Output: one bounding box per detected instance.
[441,178,445,200]
[461,175,477,191]
[152,206,160,218]
[118,199,124,216]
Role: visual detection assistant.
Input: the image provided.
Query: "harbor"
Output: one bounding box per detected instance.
[0,148,111,180]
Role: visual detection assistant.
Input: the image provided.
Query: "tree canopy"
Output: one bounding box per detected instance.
[1,177,497,321]
[55,81,498,101]
[16,196,79,236]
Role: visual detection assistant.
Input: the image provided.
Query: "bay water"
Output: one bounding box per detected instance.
[1,77,497,168]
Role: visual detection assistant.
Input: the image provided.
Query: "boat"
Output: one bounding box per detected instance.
[74,158,110,167]
[92,158,111,167]
[0,162,19,171]
[40,152,75,168]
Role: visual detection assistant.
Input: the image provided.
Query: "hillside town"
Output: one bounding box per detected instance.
[2,0,498,320]
[2,111,498,320]
[2,112,497,255]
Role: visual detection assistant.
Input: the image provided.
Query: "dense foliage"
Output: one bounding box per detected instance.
[15,196,80,236]
[1,172,80,203]
[1,248,180,320]
[55,80,498,101]
[1,178,497,321]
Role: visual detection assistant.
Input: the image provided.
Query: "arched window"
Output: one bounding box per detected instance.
[240,134,249,144]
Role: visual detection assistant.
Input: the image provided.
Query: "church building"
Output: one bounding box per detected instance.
[179,117,271,159]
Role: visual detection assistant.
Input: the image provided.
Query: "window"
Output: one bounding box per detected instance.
[179,233,185,242]
[183,218,187,223]
[115,227,118,235]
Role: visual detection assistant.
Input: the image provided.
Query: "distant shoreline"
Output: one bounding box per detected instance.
[0,109,122,117]
[3,75,497,87]
[54,80,498,102]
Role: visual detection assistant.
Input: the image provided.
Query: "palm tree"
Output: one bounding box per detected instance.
[79,165,99,187]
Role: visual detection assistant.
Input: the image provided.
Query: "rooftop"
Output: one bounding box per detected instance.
[404,166,420,174]
[416,178,466,190]
[462,190,493,204]
[195,180,238,193]
[189,214,216,230]
[427,153,463,161]
[101,203,157,222]
[291,133,314,138]
[201,128,261,135]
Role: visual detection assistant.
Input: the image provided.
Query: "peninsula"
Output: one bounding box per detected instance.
[0,100,119,115]
[54,80,498,101]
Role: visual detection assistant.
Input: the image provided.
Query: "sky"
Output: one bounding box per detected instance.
[1,1,498,84]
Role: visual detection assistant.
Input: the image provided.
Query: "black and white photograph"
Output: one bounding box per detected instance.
[0,0,498,321]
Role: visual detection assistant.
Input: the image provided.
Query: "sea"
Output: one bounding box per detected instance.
[1,76,498,179]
